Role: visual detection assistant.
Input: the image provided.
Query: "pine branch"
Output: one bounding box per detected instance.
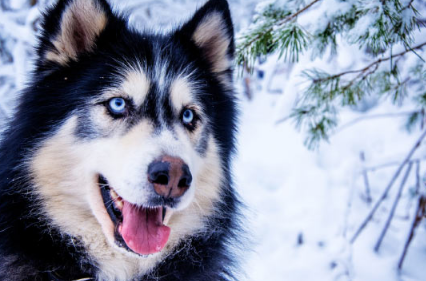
[402,0,415,10]
[238,0,322,52]
[350,129,426,244]
[291,41,426,148]
[313,41,426,85]
[339,64,380,94]
[240,0,425,150]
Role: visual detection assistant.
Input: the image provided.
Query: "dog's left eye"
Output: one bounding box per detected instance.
[182,109,194,124]
[107,97,127,116]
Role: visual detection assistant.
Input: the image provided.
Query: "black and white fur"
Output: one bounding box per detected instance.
[0,0,240,280]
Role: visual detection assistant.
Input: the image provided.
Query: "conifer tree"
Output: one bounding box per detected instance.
[237,0,426,149]
[237,1,426,269]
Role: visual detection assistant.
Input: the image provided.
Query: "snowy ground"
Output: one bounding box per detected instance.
[235,87,426,281]
[0,1,426,281]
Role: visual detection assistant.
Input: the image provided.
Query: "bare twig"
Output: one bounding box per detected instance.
[360,152,372,204]
[374,162,413,252]
[403,160,422,218]
[364,157,426,172]
[334,110,420,135]
[398,195,426,270]
[415,160,420,195]
[275,115,291,125]
[277,109,419,129]
[243,76,253,100]
[242,63,253,100]
[350,129,426,244]
[278,110,420,127]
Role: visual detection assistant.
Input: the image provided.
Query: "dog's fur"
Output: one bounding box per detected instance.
[0,0,240,280]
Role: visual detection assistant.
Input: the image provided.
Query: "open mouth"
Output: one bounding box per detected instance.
[98,175,171,256]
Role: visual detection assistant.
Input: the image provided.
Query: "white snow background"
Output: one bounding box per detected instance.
[0,0,425,281]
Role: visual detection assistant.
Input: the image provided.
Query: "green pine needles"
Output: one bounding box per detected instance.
[237,0,426,149]
[236,0,315,68]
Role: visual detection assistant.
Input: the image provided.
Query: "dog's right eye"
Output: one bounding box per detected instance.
[107,97,127,117]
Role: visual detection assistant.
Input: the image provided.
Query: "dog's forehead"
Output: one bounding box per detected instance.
[120,69,150,105]
[115,46,197,109]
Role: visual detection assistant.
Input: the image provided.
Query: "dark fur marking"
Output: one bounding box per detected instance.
[75,112,100,139]
[0,0,240,280]
[196,127,210,156]
[142,85,162,130]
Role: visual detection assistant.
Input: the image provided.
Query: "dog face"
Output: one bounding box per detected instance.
[26,0,236,277]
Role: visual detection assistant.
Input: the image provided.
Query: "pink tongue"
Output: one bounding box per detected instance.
[119,201,170,255]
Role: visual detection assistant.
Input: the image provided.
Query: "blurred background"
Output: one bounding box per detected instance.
[0,0,425,280]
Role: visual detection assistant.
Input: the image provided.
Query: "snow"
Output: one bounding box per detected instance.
[236,87,426,281]
[254,1,275,14]
[1,0,426,281]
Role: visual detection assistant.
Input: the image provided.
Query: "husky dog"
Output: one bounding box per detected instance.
[0,0,240,280]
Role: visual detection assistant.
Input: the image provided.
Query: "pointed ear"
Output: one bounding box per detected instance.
[179,0,234,77]
[39,0,111,66]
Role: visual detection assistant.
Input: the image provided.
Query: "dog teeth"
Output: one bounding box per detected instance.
[115,199,123,210]
[110,189,123,210]
[110,189,119,200]
[163,208,173,225]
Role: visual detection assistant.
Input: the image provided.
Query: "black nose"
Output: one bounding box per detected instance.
[148,156,192,199]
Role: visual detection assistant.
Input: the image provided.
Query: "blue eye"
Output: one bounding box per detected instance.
[182,109,194,124]
[108,97,126,115]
